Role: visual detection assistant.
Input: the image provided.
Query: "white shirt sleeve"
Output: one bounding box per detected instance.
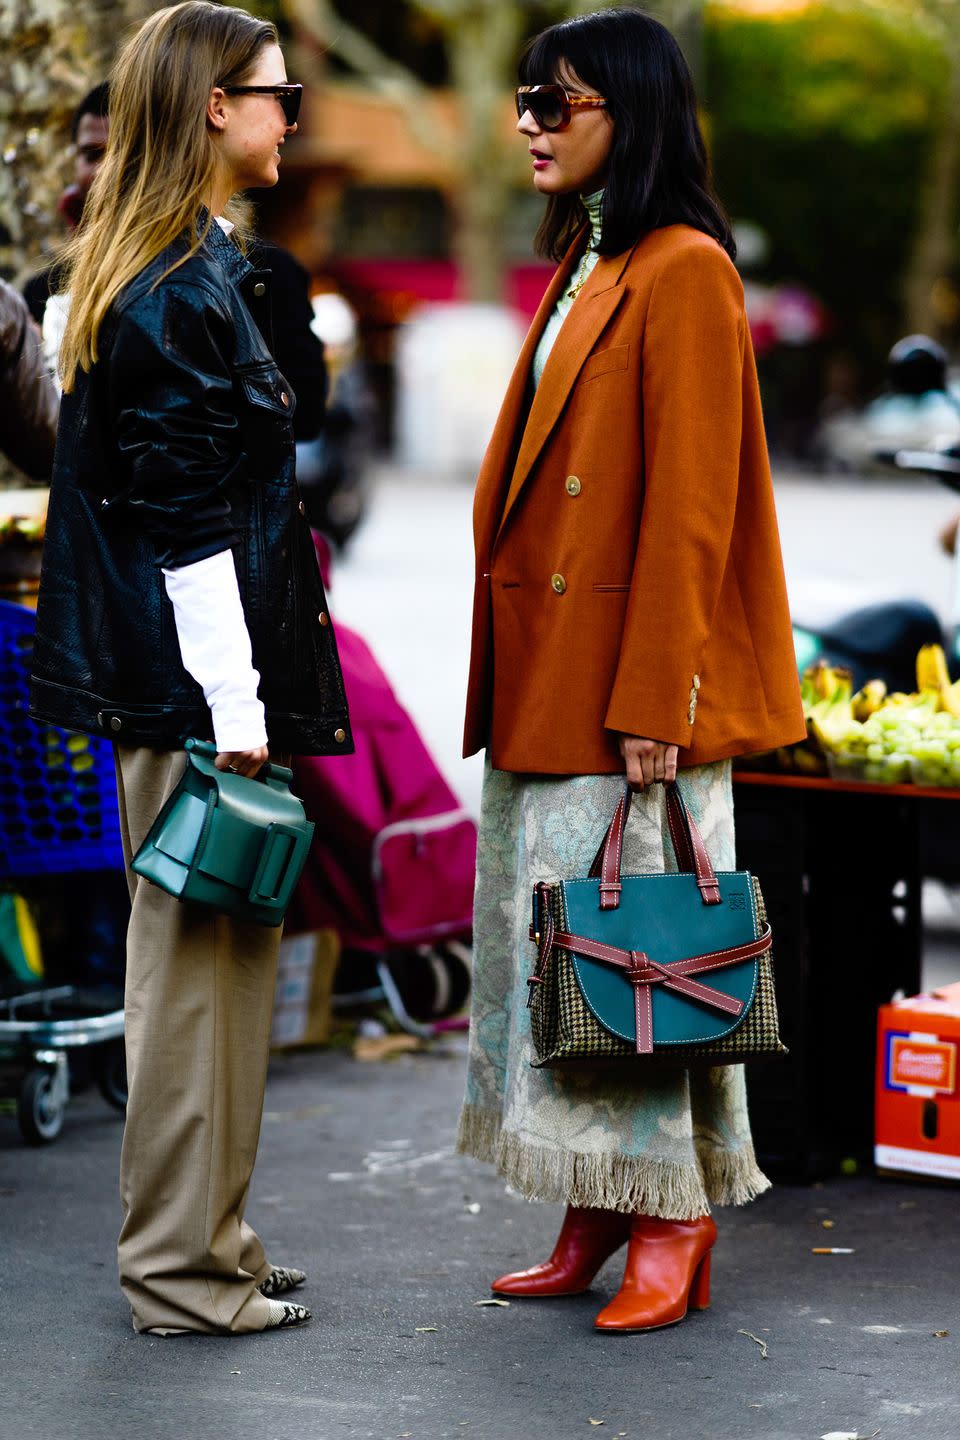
[161,548,268,752]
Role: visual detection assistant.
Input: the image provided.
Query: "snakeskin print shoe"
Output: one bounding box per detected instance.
[259,1266,307,1297]
[264,1300,311,1329]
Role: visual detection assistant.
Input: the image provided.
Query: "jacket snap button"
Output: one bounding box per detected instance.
[110,717,122,732]
[280,392,289,407]
[253,282,266,298]
[96,711,104,727]
[551,573,567,595]
[565,476,581,496]
[319,611,329,627]
[334,728,346,744]
[298,500,306,516]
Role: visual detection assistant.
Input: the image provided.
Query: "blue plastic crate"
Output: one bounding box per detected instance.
[0,601,124,877]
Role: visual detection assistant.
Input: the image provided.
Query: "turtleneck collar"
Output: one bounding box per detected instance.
[582,189,604,249]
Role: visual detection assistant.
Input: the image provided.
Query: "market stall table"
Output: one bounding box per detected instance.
[733,769,960,1180]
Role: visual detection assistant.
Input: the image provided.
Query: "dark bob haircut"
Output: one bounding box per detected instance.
[519,8,735,263]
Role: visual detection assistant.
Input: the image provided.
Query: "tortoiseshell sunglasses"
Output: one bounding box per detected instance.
[515,84,607,132]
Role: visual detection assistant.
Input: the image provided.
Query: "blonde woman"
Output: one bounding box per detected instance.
[31,1,351,1335]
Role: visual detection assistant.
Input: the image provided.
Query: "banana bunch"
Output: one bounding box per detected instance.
[795,663,857,773]
[795,645,960,786]
[916,644,960,718]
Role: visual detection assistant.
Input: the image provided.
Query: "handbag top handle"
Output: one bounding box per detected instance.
[588,782,721,912]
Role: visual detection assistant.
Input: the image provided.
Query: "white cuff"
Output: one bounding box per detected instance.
[162,549,268,752]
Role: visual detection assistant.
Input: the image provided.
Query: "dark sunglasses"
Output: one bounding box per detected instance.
[515,84,607,132]
[221,83,303,128]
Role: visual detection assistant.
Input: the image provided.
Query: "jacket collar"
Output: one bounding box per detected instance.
[491,233,635,545]
[199,210,253,287]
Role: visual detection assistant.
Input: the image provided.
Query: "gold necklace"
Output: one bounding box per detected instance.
[567,243,593,301]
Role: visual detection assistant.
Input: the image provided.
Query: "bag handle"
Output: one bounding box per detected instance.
[588,781,721,910]
[184,737,294,787]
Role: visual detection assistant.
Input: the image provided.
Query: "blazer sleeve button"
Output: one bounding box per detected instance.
[551,573,567,595]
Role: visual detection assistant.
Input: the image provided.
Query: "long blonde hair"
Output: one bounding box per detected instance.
[59,0,276,392]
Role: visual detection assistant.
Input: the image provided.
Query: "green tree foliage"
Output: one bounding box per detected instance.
[705,1,951,363]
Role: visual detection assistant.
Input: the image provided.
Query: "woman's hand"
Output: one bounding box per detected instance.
[215,746,269,778]
[618,734,679,791]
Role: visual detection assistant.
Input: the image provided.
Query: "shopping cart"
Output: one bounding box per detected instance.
[0,986,126,1143]
[0,599,127,1144]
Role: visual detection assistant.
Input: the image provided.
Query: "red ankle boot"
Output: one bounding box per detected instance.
[593,1213,717,1332]
[491,1206,632,1297]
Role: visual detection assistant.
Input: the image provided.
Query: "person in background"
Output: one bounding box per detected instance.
[30,0,351,1336]
[0,279,58,478]
[457,8,804,1335]
[23,83,111,326]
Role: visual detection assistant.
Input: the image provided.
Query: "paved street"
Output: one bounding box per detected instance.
[3,466,960,1439]
[3,1041,960,1440]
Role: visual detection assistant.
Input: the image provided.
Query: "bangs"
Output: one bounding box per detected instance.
[518,21,602,90]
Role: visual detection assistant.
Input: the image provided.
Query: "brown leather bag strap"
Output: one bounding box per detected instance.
[589,782,721,911]
[526,915,773,1052]
[666,783,721,905]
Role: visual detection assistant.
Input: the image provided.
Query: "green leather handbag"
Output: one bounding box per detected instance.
[526,781,785,1067]
[131,739,314,927]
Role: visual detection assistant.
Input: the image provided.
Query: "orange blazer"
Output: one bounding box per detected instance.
[463,223,806,774]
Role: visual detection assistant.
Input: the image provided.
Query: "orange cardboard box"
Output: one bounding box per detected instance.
[875,981,960,1180]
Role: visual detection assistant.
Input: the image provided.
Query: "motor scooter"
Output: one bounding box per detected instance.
[791,337,960,688]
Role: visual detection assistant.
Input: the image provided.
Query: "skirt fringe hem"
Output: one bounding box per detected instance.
[456,1103,771,1219]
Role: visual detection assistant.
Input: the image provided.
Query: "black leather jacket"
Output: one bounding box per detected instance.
[30,222,352,756]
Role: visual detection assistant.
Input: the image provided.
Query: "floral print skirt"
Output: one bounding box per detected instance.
[455,759,770,1218]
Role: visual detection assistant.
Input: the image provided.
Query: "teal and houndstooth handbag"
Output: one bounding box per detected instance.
[526,781,786,1068]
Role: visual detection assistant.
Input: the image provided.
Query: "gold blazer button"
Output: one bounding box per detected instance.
[551,573,567,595]
[565,475,581,496]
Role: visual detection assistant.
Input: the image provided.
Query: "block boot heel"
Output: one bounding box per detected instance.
[491,1205,632,1297]
[594,1213,717,1332]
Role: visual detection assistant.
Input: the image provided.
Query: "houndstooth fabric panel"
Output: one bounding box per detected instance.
[531,877,786,1066]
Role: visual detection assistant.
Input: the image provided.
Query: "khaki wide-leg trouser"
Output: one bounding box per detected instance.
[114,745,281,1334]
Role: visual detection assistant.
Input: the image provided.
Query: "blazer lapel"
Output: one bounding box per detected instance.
[472,237,583,562]
[494,248,631,543]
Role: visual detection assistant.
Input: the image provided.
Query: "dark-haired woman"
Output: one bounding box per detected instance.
[31,1,350,1335]
[456,8,804,1334]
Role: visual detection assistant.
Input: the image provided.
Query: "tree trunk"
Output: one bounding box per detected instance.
[0,0,149,285]
[446,4,525,303]
[904,31,960,339]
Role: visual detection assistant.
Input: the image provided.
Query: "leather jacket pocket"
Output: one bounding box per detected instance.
[237,363,297,421]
